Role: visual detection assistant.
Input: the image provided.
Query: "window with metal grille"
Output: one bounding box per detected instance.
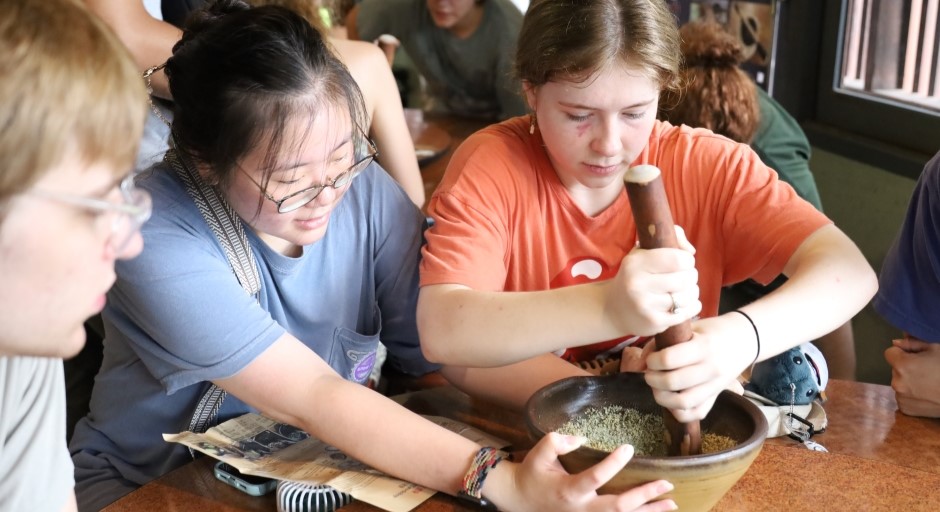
[840,0,940,113]
[809,0,940,173]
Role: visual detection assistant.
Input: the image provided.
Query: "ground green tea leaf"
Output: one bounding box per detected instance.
[558,405,737,456]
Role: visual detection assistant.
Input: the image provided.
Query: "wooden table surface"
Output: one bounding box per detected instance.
[104,379,940,512]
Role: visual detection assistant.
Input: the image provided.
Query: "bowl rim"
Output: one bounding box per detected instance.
[525,373,769,465]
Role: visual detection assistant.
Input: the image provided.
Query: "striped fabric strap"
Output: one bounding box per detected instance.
[165,139,261,451]
[188,383,226,434]
[167,145,261,296]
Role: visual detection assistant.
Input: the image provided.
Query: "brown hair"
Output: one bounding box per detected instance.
[515,0,681,92]
[0,0,146,211]
[659,20,760,143]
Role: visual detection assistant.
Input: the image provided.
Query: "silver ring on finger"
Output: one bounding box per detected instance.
[669,292,680,315]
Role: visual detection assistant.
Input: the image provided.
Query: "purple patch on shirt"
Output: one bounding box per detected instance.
[353,351,376,382]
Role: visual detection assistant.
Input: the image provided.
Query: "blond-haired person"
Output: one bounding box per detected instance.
[0,0,148,510]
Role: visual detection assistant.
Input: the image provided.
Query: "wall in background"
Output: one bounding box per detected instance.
[810,147,919,385]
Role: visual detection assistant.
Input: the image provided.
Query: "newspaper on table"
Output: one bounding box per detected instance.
[163,413,508,512]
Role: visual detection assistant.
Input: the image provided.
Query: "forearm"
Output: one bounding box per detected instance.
[417,283,622,366]
[297,376,481,492]
[731,225,876,364]
[216,337,479,494]
[647,228,874,422]
[221,337,676,510]
[374,135,424,207]
[83,0,181,99]
[122,21,180,99]
[371,77,425,206]
[440,354,588,409]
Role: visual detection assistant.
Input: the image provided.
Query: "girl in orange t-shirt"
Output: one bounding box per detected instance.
[419,0,876,424]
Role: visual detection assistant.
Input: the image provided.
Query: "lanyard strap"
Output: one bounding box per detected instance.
[165,142,261,450]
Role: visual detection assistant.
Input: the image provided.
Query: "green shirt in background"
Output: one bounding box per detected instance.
[727,88,824,300]
[751,87,824,211]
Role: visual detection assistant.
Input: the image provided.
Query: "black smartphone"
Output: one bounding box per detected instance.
[213,461,278,496]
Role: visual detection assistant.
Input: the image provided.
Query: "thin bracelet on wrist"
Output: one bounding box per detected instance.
[731,309,760,378]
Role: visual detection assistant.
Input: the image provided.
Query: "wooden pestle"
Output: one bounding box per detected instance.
[623,164,702,456]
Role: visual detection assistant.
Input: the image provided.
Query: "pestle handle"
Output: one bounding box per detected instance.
[623,164,702,456]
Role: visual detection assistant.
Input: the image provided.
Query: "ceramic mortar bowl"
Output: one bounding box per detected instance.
[525,372,767,512]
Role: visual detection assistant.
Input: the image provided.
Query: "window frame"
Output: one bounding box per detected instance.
[809,0,940,178]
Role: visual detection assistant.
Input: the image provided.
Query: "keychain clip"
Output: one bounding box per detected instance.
[785,411,828,452]
[785,412,815,441]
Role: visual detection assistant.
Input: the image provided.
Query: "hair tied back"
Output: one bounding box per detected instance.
[680,21,746,69]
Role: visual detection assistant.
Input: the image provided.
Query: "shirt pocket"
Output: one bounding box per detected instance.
[331,326,381,384]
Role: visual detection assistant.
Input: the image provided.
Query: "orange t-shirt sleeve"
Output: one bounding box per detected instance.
[421,126,522,291]
[724,148,829,285]
[646,125,831,291]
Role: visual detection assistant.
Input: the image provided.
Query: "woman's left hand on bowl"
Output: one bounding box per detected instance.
[489,432,677,512]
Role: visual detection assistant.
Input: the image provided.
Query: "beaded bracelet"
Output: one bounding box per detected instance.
[459,447,508,502]
[731,309,760,378]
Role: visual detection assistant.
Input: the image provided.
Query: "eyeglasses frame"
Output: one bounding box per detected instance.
[28,172,152,251]
[244,126,379,214]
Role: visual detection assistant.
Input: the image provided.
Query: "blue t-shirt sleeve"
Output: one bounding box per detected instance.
[873,151,940,342]
[108,173,283,394]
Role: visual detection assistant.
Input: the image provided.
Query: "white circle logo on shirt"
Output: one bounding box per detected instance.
[570,259,603,280]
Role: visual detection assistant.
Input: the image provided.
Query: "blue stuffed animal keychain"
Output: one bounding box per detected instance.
[745,343,829,451]
[745,343,828,406]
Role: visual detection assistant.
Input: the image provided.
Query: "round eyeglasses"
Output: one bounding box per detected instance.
[244,129,379,214]
[29,172,152,253]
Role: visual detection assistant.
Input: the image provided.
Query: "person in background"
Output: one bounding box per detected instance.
[250,0,425,206]
[347,0,528,120]
[658,20,857,380]
[873,151,940,418]
[68,3,677,510]
[417,0,876,419]
[0,0,148,510]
